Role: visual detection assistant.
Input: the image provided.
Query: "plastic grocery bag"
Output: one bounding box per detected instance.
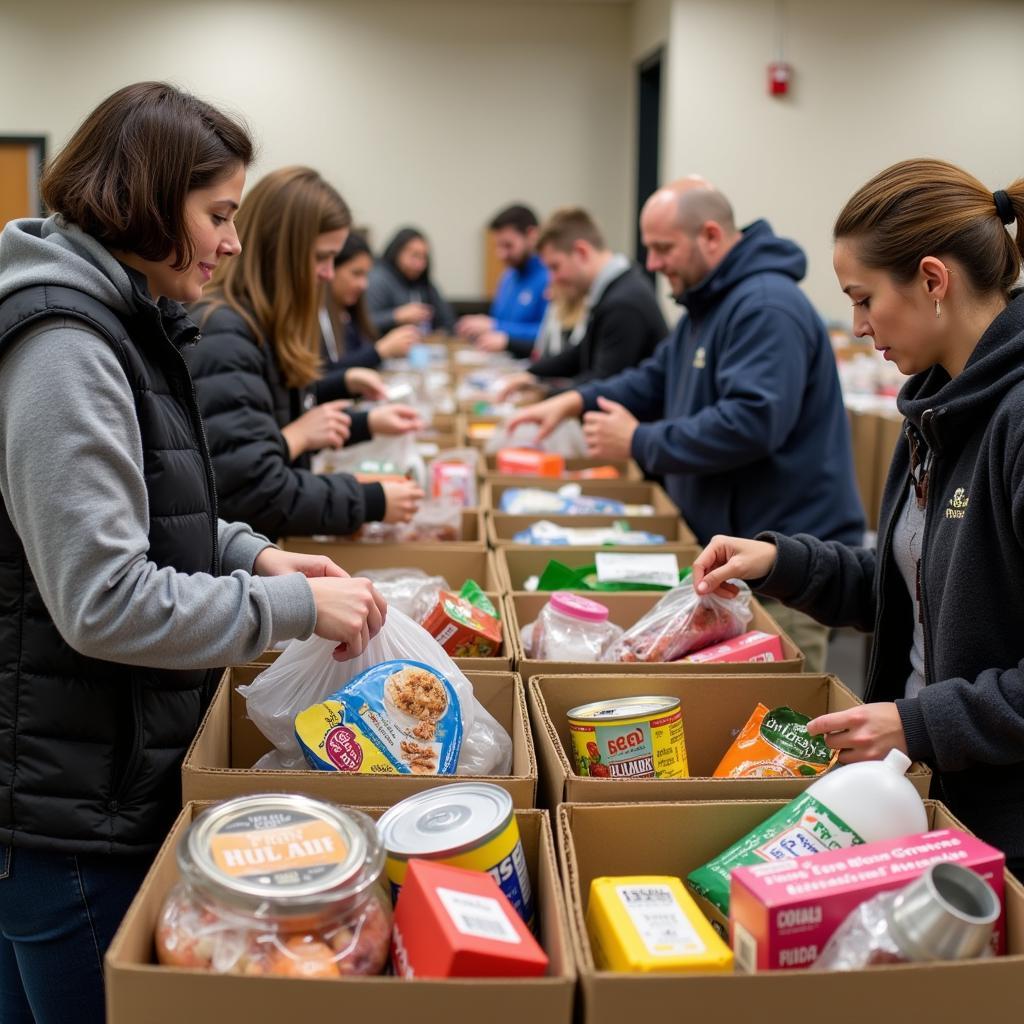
[239,608,512,776]
[602,578,753,663]
[358,568,449,623]
[311,433,426,488]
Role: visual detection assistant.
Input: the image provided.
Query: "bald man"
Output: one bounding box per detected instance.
[508,179,864,671]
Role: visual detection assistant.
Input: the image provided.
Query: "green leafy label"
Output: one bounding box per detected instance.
[760,707,833,767]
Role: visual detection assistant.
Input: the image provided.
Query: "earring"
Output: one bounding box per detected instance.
[935,300,941,319]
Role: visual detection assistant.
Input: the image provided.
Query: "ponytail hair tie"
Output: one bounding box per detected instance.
[993,189,1015,226]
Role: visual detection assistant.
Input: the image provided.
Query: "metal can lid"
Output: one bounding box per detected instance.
[567,695,680,722]
[377,782,513,860]
[179,794,381,919]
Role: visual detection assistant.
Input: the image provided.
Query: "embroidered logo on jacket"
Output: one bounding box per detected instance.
[945,487,969,519]
[693,346,706,369]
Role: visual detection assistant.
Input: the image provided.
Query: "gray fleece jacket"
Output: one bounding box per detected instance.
[0,216,317,669]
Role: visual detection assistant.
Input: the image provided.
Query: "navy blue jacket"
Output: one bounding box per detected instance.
[576,220,864,546]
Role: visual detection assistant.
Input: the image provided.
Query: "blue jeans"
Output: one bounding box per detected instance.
[0,844,151,1024]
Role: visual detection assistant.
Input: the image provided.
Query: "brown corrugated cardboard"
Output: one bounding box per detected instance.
[106,803,574,1024]
[484,478,677,514]
[182,667,537,807]
[496,546,703,593]
[847,408,881,530]
[875,410,904,522]
[279,508,486,548]
[483,455,643,481]
[528,673,931,808]
[487,512,697,548]
[511,592,804,678]
[559,799,1024,1023]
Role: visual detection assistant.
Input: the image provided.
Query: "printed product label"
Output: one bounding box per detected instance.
[436,887,522,944]
[759,708,834,768]
[687,793,863,916]
[295,660,462,775]
[617,884,707,957]
[570,710,687,779]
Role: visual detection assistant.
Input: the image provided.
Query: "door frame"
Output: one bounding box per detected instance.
[0,135,48,216]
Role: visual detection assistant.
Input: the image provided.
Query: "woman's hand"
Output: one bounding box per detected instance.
[375,325,420,360]
[281,401,351,459]
[253,547,348,579]
[806,704,908,764]
[343,367,388,401]
[368,404,424,437]
[381,479,424,523]
[393,302,432,326]
[691,534,778,596]
[307,576,388,661]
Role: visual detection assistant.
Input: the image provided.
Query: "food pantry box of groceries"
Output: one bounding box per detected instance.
[510,592,804,679]
[483,454,644,481]
[106,803,574,1024]
[558,799,1024,1024]
[487,513,697,549]
[182,667,538,808]
[279,506,487,548]
[528,674,931,809]
[483,478,676,514]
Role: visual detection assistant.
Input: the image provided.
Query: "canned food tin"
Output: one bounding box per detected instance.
[567,696,688,780]
[377,782,534,926]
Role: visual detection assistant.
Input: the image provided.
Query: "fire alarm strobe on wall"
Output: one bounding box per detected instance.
[767,61,792,96]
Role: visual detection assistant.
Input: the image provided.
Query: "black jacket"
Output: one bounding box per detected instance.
[186,305,384,542]
[529,263,666,386]
[0,283,220,854]
[757,293,1024,858]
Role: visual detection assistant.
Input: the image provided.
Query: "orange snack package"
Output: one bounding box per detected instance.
[713,704,837,779]
[495,448,565,477]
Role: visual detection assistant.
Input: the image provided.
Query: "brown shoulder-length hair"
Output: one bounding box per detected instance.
[834,158,1024,298]
[201,166,351,389]
[41,81,253,271]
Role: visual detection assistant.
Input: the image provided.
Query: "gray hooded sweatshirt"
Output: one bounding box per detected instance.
[0,216,316,668]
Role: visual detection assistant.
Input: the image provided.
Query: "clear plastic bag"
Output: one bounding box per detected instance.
[311,433,426,489]
[428,448,479,507]
[602,579,753,663]
[358,568,449,623]
[521,593,623,662]
[483,417,588,457]
[239,609,512,776]
[359,499,463,543]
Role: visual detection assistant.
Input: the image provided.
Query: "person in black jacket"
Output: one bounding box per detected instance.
[497,206,666,397]
[692,158,1024,873]
[189,167,424,542]
[320,231,420,372]
[365,226,456,334]
[0,84,386,1024]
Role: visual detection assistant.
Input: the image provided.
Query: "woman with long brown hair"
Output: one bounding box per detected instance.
[189,167,423,541]
[0,84,385,1023]
[693,158,1024,873]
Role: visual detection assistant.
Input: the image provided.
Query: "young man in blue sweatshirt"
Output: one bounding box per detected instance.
[456,204,549,356]
[508,178,864,670]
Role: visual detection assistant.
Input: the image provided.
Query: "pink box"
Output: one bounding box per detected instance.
[730,829,1005,972]
[685,631,784,664]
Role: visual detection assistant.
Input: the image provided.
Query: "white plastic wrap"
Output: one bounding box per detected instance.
[239,609,512,776]
[358,568,449,623]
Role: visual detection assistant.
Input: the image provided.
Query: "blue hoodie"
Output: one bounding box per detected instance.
[576,219,864,546]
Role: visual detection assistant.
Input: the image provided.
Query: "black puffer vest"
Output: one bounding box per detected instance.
[0,283,221,854]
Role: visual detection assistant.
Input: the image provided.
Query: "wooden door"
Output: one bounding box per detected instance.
[0,137,46,230]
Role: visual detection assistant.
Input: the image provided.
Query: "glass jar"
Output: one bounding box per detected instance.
[156,794,391,978]
[529,591,620,662]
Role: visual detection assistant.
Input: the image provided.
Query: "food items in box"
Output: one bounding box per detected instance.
[422,591,503,657]
[730,829,1005,972]
[379,783,535,927]
[684,630,784,664]
[603,578,752,664]
[429,448,479,507]
[458,578,500,619]
[358,499,462,543]
[713,704,836,779]
[155,795,391,977]
[688,749,928,916]
[522,592,622,662]
[567,696,688,780]
[359,568,448,624]
[587,876,733,973]
[295,660,463,775]
[513,520,665,546]
[392,859,548,978]
[495,448,565,477]
[498,486,653,517]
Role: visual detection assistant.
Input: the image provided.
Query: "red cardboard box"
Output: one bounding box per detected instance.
[685,631,784,664]
[392,860,549,978]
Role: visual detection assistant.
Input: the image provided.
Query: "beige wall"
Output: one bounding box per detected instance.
[0,0,632,297]
[663,0,1024,322]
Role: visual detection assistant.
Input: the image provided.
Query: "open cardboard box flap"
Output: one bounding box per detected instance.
[527,673,931,808]
[106,803,575,1024]
[558,799,1024,1023]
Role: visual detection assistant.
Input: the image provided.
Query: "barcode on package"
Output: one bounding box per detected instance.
[436,887,521,944]
[733,921,758,973]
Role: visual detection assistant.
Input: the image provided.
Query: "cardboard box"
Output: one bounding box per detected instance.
[510,592,804,679]
[847,408,881,531]
[484,478,677,515]
[484,455,643,481]
[558,799,1024,1024]
[497,546,703,594]
[487,512,698,548]
[279,508,486,548]
[528,673,931,808]
[107,803,574,1024]
[182,667,537,808]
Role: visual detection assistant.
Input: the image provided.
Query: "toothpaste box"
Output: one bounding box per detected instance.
[729,828,1005,972]
[685,631,784,664]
